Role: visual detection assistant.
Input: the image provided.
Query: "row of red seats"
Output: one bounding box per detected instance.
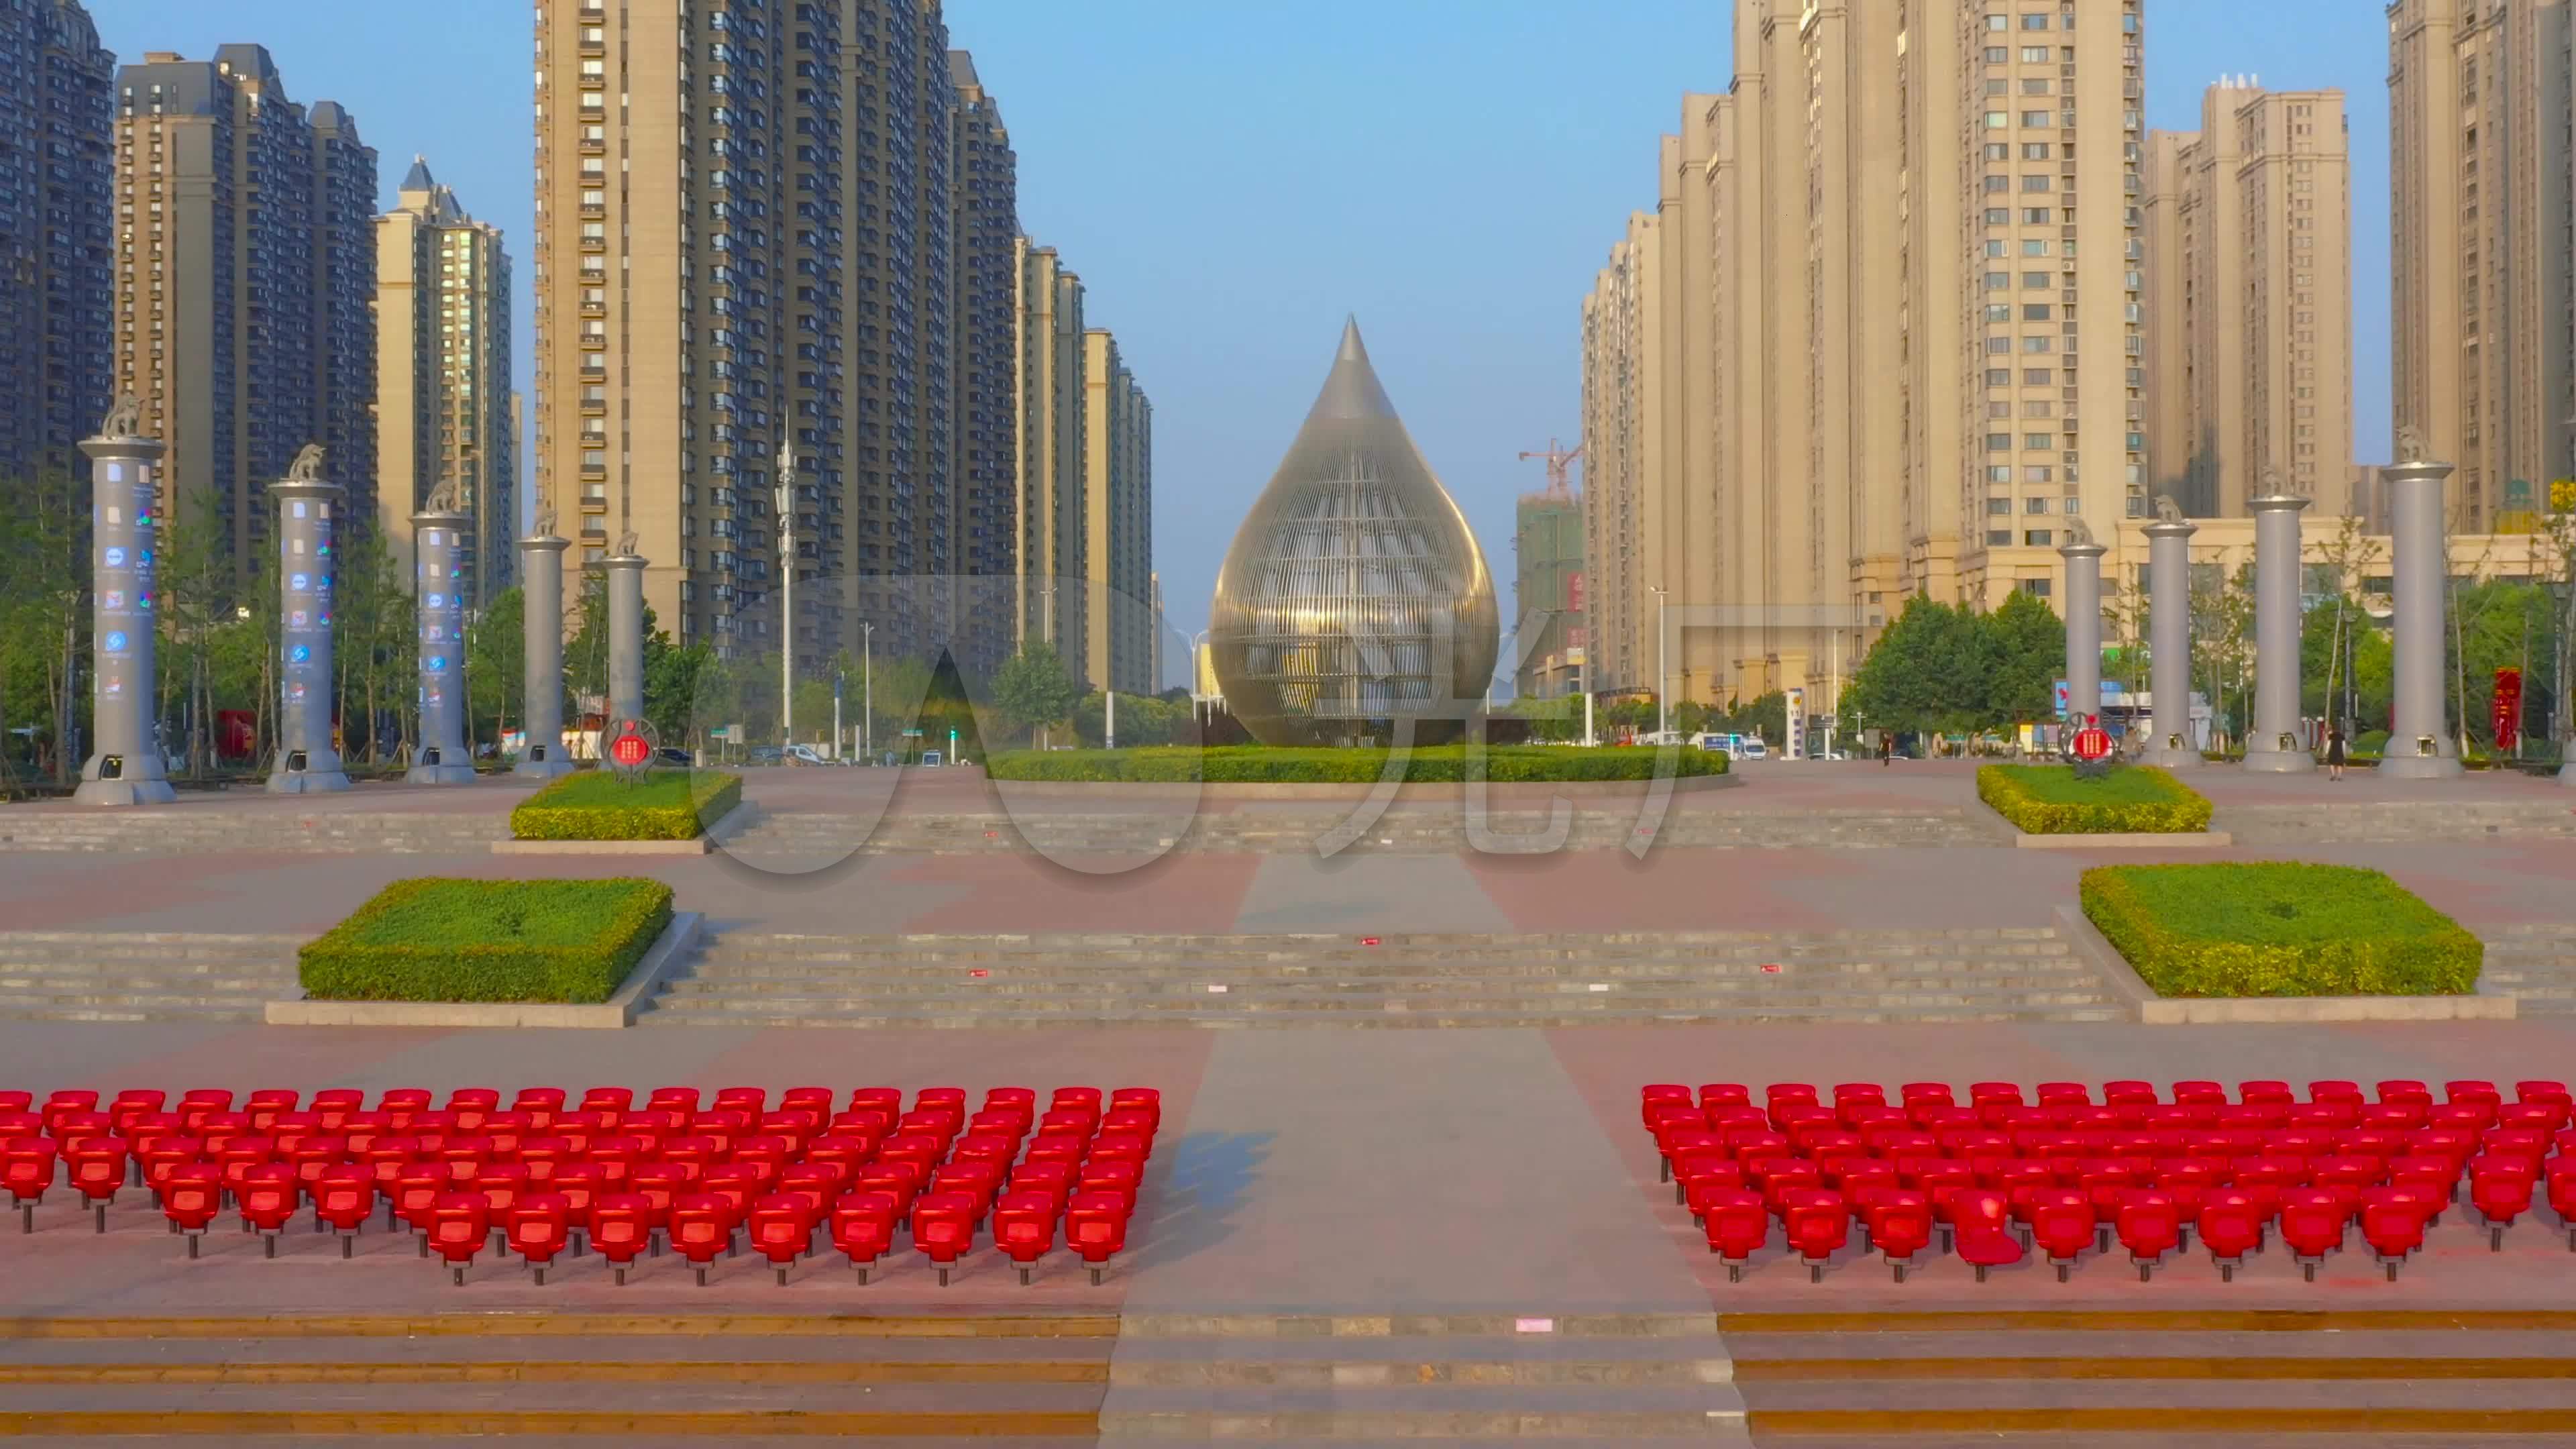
[1645,1080,2576,1283]
[1,1085,1157,1287]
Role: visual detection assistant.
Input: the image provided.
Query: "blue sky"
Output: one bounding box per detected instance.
[101,1,2394,675]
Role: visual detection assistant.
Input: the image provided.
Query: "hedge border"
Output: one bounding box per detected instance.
[510,769,742,841]
[985,745,1728,784]
[299,877,676,1004]
[1977,763,2212,835]
[2080,862,2483,998]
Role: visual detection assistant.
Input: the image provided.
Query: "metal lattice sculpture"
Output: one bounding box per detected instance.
[1209,319,1499,745]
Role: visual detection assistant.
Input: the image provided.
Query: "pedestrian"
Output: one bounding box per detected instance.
[1879,732,1892,767]
[2324,722,2347,782]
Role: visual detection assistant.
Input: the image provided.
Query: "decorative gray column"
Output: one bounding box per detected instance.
[2058,525,2107,747]
[266,445,352,794]
[74,398,176,806]
[405,500,476,784]
[2383,432,2463,779]
[2143,500,2199,767]
[514,518,575,780]
[603,541,647,728]
[2243,485,2314,773]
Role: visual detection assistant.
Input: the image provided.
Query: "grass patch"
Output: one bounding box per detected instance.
[1977,763,2212,834]
[2082,863,2481,998]
[985,744,1729,784]
[299,877,675,1004]
[510,768,741,841]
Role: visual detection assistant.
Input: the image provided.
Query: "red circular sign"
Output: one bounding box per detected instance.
[609,732,651,767]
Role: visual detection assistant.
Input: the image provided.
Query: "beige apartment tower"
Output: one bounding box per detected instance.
[1013,238,1086,665]
[1581,1,2149,711]
[376,157,513,606]
[1081,328,1152,696]
[2388,0,2574,531]
[2142,82,2354,517]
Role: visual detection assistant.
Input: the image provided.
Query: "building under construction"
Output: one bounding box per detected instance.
[1514,441,1587,700]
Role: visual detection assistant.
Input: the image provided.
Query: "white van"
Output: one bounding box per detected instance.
[1735,737,1769,761]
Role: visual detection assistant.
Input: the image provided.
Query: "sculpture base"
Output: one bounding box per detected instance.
[267,769,352,794]
[513,755,578,782]
[405,760,480,786]
[72,777,176,807]
[2377,753,2465,780]
[2142,745,2202,769]
[2241,747,2316,775]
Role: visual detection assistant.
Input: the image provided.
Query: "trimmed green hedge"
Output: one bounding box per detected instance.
[2081,863,2481,998]
[299,877,675,1004]
[510,769,741,841]
[985,744,1729,784]
[1977,763,2212,834]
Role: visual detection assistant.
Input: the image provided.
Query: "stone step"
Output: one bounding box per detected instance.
[654,973,2106,1003]
[0,974,294,993]
[673,958,2092,985]
[636,1003,2128,1028]
[695,943,2075,967]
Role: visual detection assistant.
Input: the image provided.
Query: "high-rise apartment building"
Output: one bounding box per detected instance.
[947,50,1018,676]
[2142,82,2353,516]
[1081,327,1151,694]
[1012,237,1085,661]
[1512,480,1586,700]
[376,157,514,606]
[112,46,376,579]
[2389,0,2574,530]
[1578,219,1647,695]
[0,0,112,482]
[1581,0,2147,706]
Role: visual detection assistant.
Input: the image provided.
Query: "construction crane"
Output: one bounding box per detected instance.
[1517,439,1580,499]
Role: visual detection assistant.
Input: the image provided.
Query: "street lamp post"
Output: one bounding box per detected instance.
[775,441,795,749]
[1650,585,1670,739]
[861,621,874,761]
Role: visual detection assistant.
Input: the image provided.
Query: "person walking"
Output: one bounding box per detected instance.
[2324,723,2347,782]
[1879,732,1892,767]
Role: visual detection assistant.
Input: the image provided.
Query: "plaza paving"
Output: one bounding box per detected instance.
[7,762,2576,1439]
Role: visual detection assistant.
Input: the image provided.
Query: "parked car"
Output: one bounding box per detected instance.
[655,747,694,769]
[1735,738,1769,761]
[785,743,835,766]
[747,745,785,767]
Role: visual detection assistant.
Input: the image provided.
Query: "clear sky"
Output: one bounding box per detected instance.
[101,1,2395,680]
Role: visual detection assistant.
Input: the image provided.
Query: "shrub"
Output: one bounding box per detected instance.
[300,878,675,1004]
[1976,763,2212,834]
[510,769,741,841]
[2352,729,2390,758]
[983,744,1729,784]
[2081,863,2481,998]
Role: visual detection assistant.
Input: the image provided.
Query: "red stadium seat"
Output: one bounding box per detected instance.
[1782,1189,1848,1282]
[1065,1190,1128,1285]
[506,1193,572,1283]
[832,1190,902,1284]
[5,1137,60,1233]
[913,1189,978,1286]
[746,1194,814,1285]
[2470,1160,2536,1250]
[993,1189,1058,1284]
[1952,1189,2025,1282]
[2361,1187,2430,1279]
[312,1166,375,1257]
[1702,1189,1768,1281]
[2029,1191,2094,1282]
[237,1163,301,1258]
[590,1193,651,1284]
[669,1193,733,1286]
[62,1136,128,1232]
[2115,1191,2181,1281]
[427,1192,489,1285]
[2198,1193,2264,1281]
[162,1162,224,1256]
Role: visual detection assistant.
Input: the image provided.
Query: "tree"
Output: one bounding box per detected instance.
[1982,590,2065,725]
[467,587,525,753]
[0,468,88,784]
[990,641,1081,747]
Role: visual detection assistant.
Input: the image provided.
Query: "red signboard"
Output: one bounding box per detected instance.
[609,731,651,768]
[2493,668,2523,753]
[1566,572,1585,612]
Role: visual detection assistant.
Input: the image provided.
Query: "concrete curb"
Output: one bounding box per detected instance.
[263,912,702,1029]
[977,774,1740,802]
[2137,994,2516,1024]
[2015,829,2233,849]
[488,804,746,857]
[2050,904,2515,1024]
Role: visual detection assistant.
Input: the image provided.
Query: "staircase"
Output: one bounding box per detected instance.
[711,804,1988,860]
[1099,1313,1746,1444]
[2480,924,2576,1014]
[0,932,299,1022]
[0,811,504,855]
[639,926,2123,1028]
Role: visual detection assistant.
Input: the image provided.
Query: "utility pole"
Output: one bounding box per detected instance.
[861,621,874,761]
[775,441,796,748]
[1651,585,1670,739]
